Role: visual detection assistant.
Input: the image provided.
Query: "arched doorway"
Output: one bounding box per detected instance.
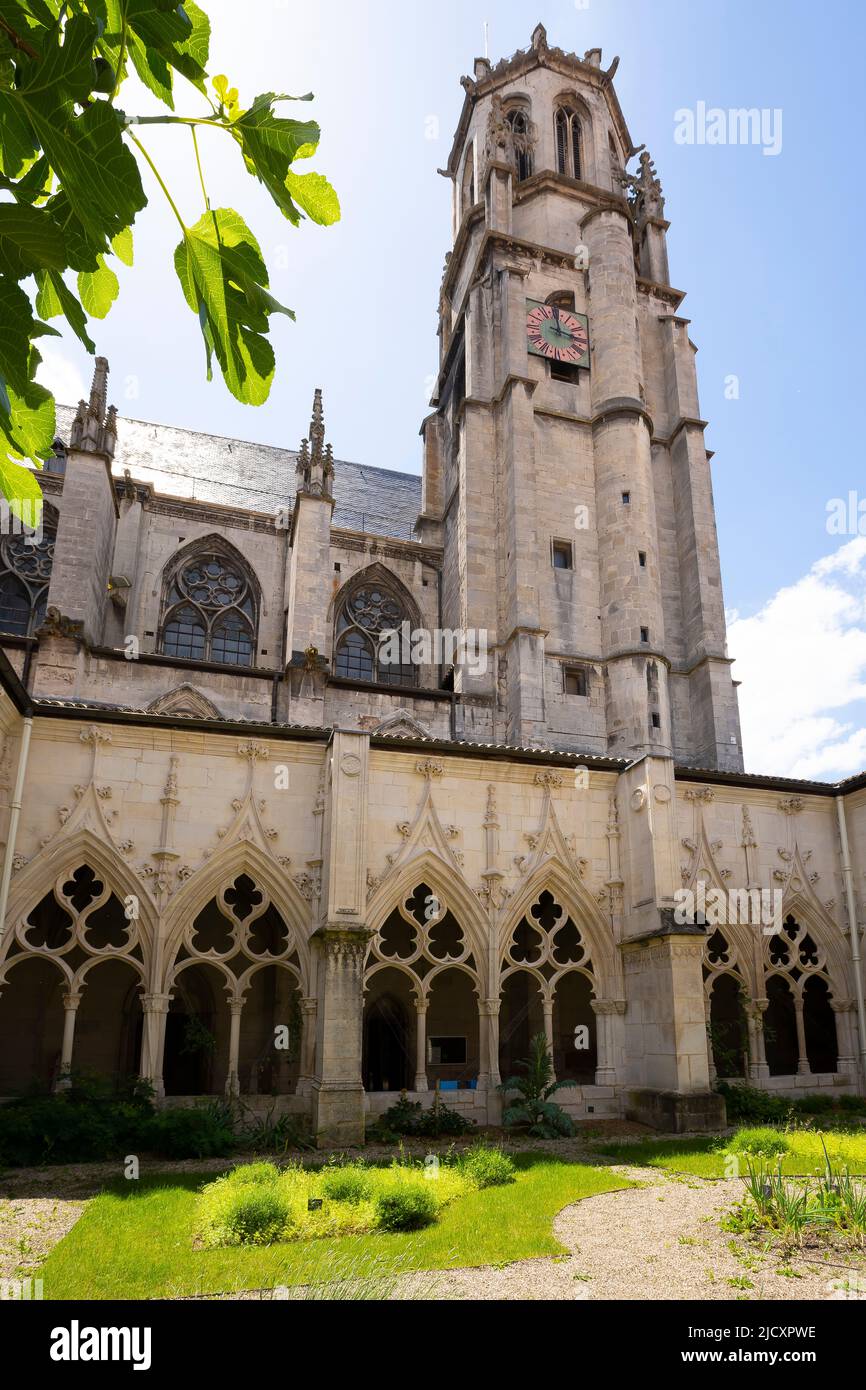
[163,964,226,1096]
[803,976,838,1074]
[74,961,143,1083]
[0,957,65,1093]
[553,971,597,1082]
[363,968,413,1093]
[708,973,747,1078]
[764,975,798,1076]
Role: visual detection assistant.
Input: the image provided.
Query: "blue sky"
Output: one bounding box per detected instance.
[38,0,866,779]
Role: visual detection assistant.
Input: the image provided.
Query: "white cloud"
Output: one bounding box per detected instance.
[729,538,866,780]
[36,349,87,407]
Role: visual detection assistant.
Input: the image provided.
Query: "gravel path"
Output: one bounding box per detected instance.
[4,1132,865,1301]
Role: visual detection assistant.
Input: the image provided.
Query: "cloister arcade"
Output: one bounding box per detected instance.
[0,840,859,1109]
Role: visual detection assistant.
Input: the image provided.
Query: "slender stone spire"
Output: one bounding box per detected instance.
[295,387,334,499]
[69,356,117,460]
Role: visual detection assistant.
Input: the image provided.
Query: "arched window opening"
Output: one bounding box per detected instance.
[803,976,838,1074]
[708,974,747,1078]
[555,107,581,180]
[160,548,258,667]
[0,506,57,636]
[333,578,418,688]
[764,975,799,1076]
[506,108,533,181]
[363,971,414,1093]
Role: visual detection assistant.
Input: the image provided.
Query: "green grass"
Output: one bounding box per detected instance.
[39,1153,632,1300]
[591,1127,866,1176]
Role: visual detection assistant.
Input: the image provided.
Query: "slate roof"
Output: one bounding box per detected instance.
[53,404,423,541]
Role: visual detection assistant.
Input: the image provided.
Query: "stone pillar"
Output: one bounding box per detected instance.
[794,999,810,1076]
[542,997,555,1081]
[139,993,170,1099]
[225,1000,243,1097]
[832,999,857,1078]
[297,996,317,1097]
[592,999,624,1085]
[704,992,717,1083]
[748,998,770,1081]
[56,990,82,1090]
[413,1002,429,1092]
[311,928,368,1147]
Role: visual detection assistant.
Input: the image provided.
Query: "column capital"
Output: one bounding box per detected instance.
[62,990,83,1010]
[141,992,171,1014]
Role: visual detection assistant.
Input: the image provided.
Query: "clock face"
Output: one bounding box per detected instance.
[526,299,590,367]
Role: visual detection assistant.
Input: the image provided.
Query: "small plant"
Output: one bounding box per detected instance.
[372,1089,473,1139]
[179,1015,217,1057]
[498,1033,577,1138]
[727,1127,789,1158]
[319,1160,373,1204]
[374,1183,437,1232]
[458,1142,516,1189]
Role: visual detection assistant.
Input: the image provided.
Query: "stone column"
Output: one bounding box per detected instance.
[413,1002,429,1092]
[794,998,810,1076]
[831,999,857,1078]
[542,997,556,1081]
[296,996,317,1097]
[311,928,368,1147]
[704,992,717,1083]
[748,998,770,1081]
[480,997,501,1088]
[225,1000,243,1097]
[56,989,82,1090]
[591,999,624,1086]
[139,992,171,1099]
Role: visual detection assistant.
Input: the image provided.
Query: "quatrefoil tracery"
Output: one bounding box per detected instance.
[502,891,593,991]
[368,883,475,984]
[184,873,294,968]
[15,864,139,961]
[766,915,826,977]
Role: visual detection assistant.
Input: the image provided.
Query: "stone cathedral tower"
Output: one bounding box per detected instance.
[419,23,743,772]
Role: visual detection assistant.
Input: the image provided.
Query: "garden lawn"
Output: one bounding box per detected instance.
[39,1153,633,1300]
[591,1127,866,1176]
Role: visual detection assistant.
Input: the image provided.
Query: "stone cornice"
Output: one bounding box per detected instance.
[636,278,686,309]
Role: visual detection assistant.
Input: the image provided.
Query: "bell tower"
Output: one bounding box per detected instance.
[419,23,743,772]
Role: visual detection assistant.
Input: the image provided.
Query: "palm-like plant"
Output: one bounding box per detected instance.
[497,1032,577,1138]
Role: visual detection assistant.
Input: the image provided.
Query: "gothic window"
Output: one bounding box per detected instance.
[333,579,418,687]
[0,507,57,637]
[764,914,838,1075]
[506,108,533,181]
[555,107,582,179]
[160,548,258,667]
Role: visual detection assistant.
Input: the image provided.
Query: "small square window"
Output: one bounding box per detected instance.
[651,711,661,729]
[638,551,647,568]
[550,360,580,384]
[640,627,649,644]
[564,667,588,697]
[622,491,631,505]
[552,540,573,570]
[334,563,341,573]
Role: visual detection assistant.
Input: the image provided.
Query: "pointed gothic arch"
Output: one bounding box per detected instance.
[158,534,261,668]
[498,860,617,998]
[330,563,422,688]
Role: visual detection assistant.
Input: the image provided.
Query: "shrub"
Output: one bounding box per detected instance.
[715,1081,791,1124]
[792,1093,837,1116]
[223,1161,281,1187]
[147,1103,235,1159]
[727,1127,789,1158]
[375,1090,473,1138]
[319,1161,373,1204]
[0,1075,154,1167]
[459,1143,516,1189]
[200,1172,293,1247]
[374,1182,437,1232]
[838,1095,866,1114]
[499,1033,577,1139]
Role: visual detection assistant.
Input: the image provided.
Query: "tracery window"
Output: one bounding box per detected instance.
[555,107,582,179]
[333,580,417,687]
[0,507,57,636]
[160,549,258,667]
[506,108,533,181]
